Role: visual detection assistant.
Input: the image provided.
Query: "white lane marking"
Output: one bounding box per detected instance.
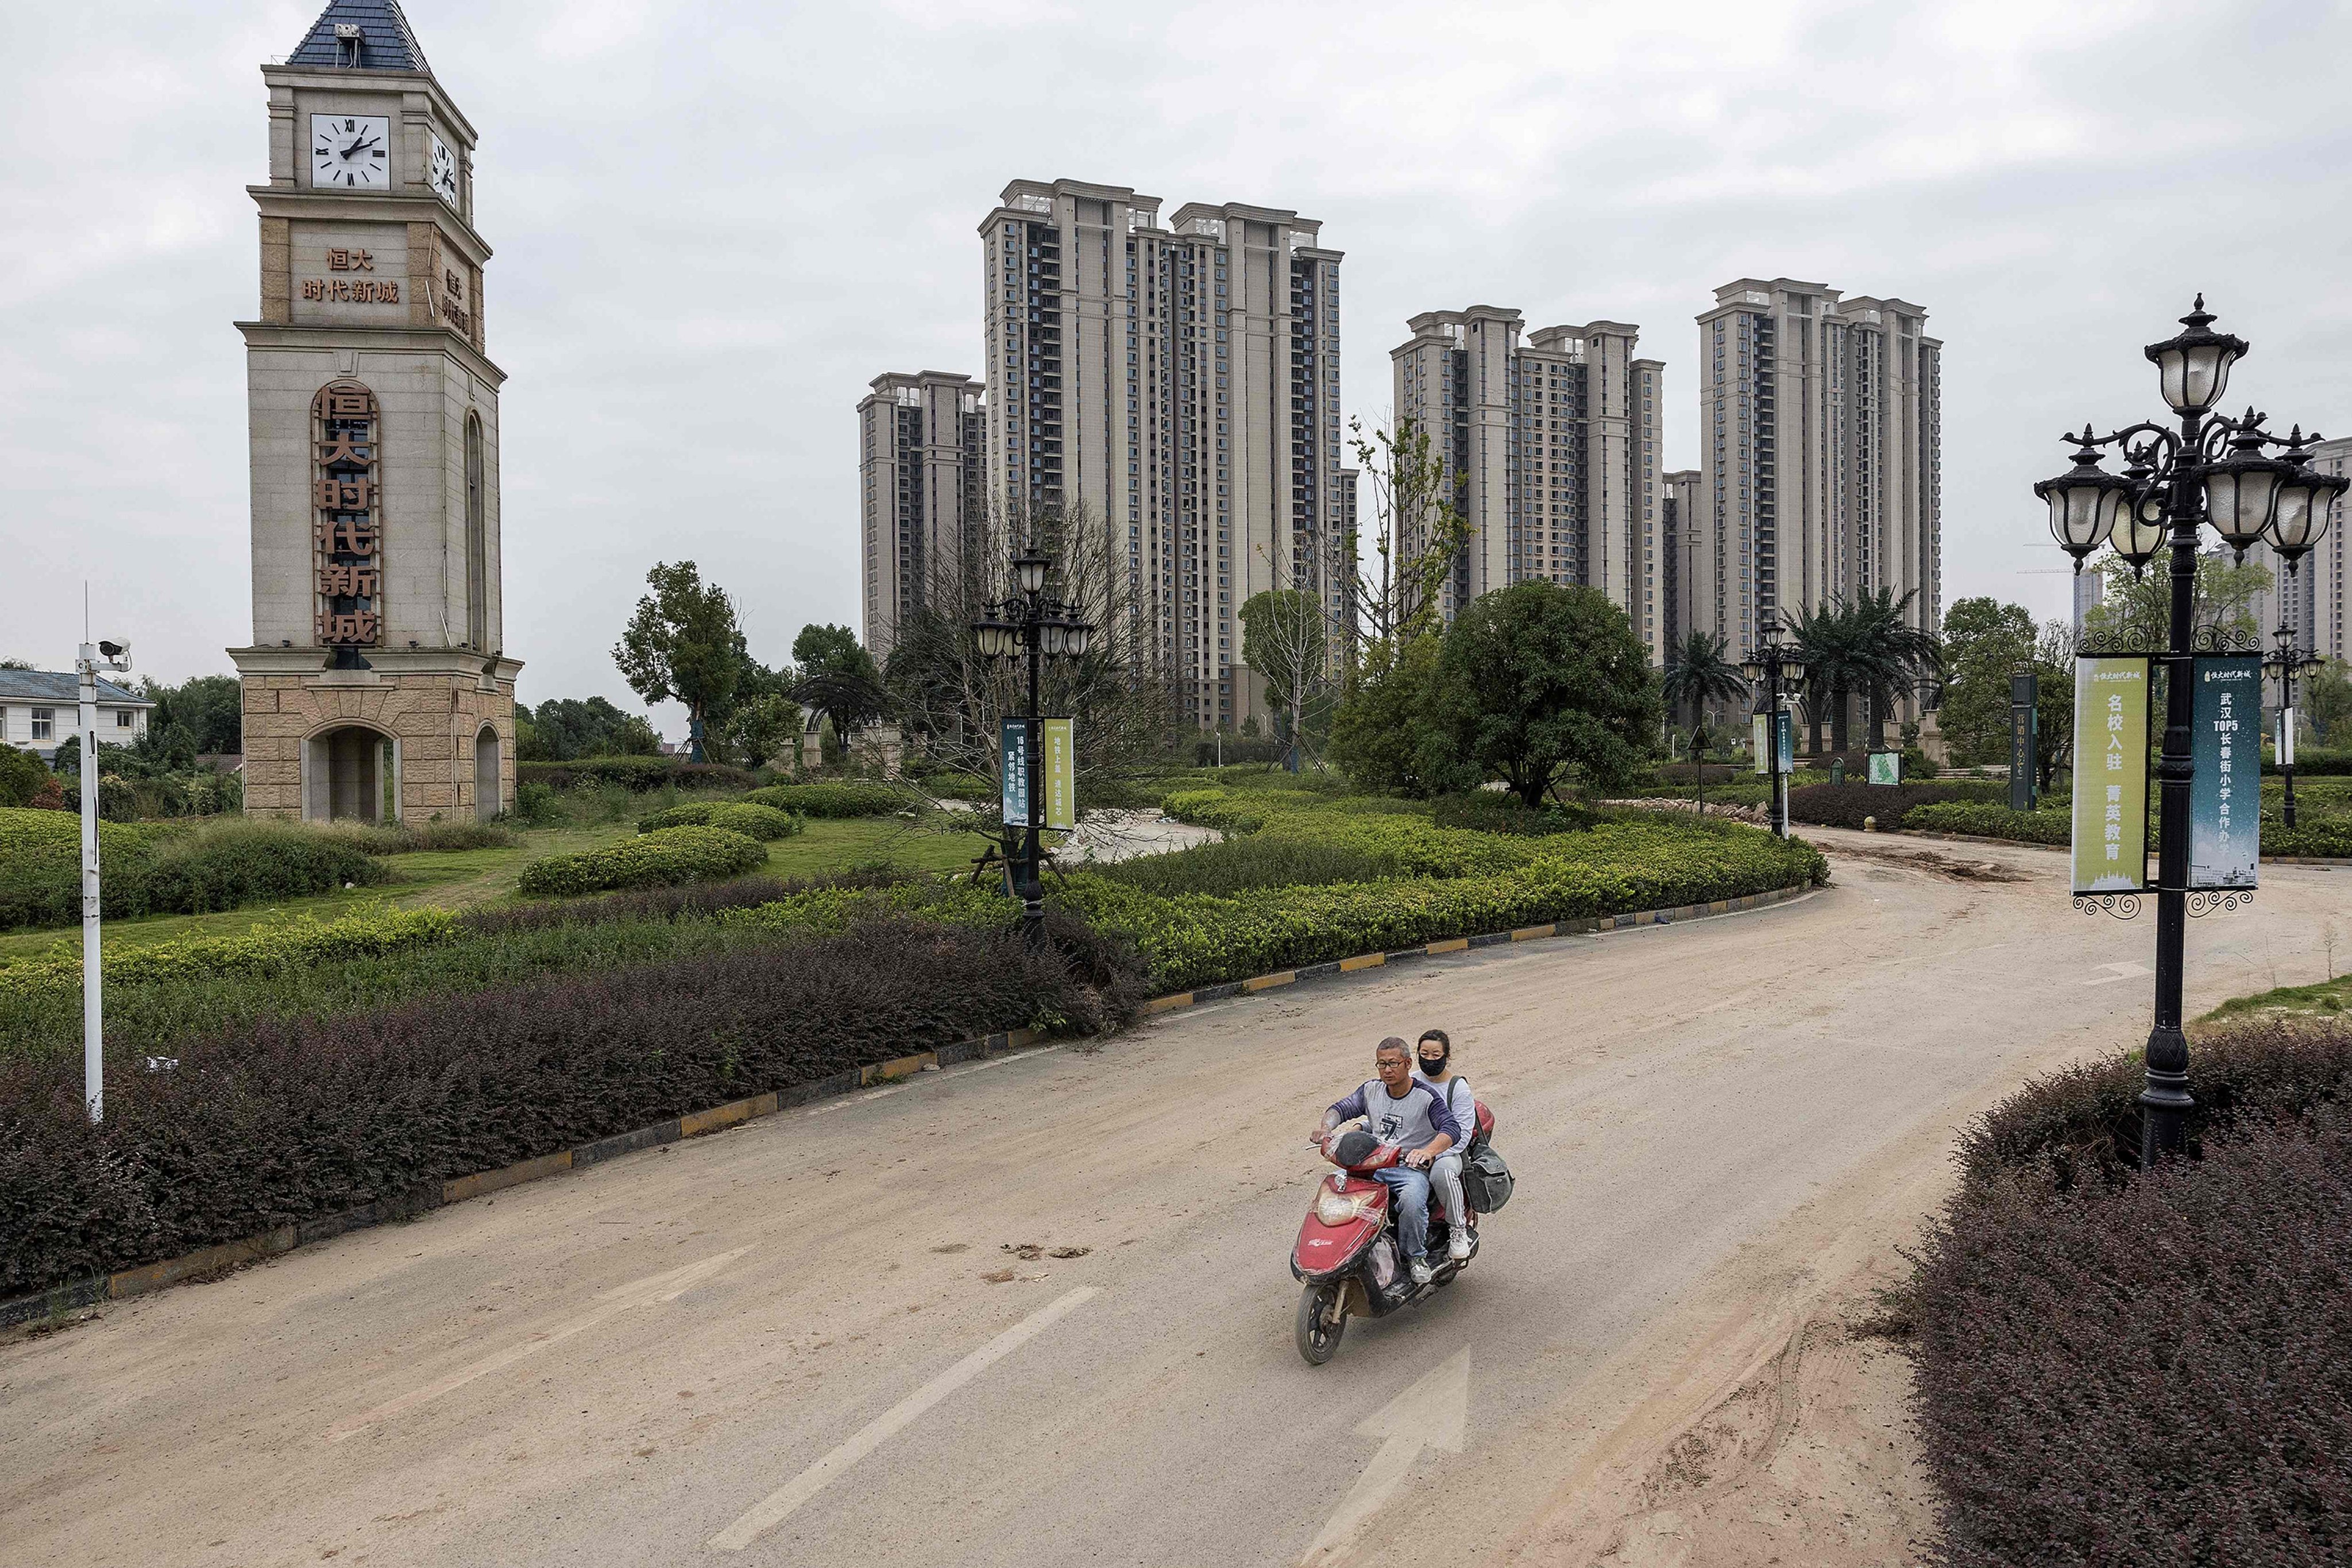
[2084,960,2154,986]
[323,1246,750,1443]
[1300,1347,1470,1565]
[708,1285,1100,1551]
[802,1046,1062,1116]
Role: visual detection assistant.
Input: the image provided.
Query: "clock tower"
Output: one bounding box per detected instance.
[231,0,520,822]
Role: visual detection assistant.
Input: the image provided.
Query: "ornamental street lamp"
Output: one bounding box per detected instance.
[2034,298,2345,1164]
[2264,621,2320,829]
[971,536,1093,944]
[1739,619,1806,840]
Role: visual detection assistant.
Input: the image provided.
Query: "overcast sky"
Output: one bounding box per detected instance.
[6,1,2349,738]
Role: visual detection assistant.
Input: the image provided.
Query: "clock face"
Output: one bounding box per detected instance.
[428,132,460,207]
[311,114,391,190]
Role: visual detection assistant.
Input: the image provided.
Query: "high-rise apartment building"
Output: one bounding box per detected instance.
[856,371,984,661]
[1694,280,1942,670]
[1388,307,1666,662]
[978,179,1346,728]
[1662,468,1700,651]
[2251,434,2349,667]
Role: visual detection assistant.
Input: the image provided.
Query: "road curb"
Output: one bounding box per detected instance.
[0,880,1817,1333]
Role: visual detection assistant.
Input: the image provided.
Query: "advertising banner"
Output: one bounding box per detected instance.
[1776,709,1794,773]
[1868,751,1900,786]
[2280,706,2297,768]
[2189,655,2261,888]
[2071,656,2150,893]
[2009,670,2038,810]
[999,717,1030,828]
[1752,713,1769,774]
[1041,717,1075,832]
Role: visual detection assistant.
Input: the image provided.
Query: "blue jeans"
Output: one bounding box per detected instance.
[1376,1167,1432,1262]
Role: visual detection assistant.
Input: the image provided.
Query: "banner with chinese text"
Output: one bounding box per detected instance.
[2188,655,2261,887]
[999,719,1030,828]
[1041,717,1075,832]
[2071,656,2150,893]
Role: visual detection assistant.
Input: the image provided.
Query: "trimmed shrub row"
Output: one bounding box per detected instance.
[636,801,804,840]
[743,781,907,818]
[1906,1017,2352,1566]
[2264,746,2352,777]
[0,810,388,932]
[0,917,1146,1297]
[516,756,757,793]
[1901,799,2071,844]
[515,825,766,898]
[1785,781,1998,830]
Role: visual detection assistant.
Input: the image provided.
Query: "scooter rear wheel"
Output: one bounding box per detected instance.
[1295,1281,1346,1365]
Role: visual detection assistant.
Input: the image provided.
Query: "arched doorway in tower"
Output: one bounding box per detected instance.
[304,724,399,823]
[473,724,500,819]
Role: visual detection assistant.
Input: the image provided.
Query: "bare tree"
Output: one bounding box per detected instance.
[883,495,1177,870]
[1343,414,1471,658]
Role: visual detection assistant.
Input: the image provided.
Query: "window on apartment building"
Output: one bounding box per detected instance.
[32,710,53,741]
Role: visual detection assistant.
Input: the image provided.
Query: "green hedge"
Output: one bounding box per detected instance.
[2264,746,2352,777]
[1059,813,1826,993]
[0,906,459,1000]
[0,809,388,932]
[516,825,766,898]
[516,756,757,793]
[636,801,804,840]
[741,782,907,818]
[1902,800,2072,844]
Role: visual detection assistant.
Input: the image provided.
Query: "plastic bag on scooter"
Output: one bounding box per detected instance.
[1464,1145,1514,1212]
[1365,1233,1400,1295]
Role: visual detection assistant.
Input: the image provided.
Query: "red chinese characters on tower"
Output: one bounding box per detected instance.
[311,379,383,648]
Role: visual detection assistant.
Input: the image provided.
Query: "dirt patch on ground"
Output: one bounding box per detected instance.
[1825,843,2029,884]
[1513,1257,1937,1568]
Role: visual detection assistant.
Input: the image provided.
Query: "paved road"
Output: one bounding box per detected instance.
[3,835,2342,1567]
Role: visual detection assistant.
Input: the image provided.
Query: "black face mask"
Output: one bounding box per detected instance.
[1418,1051,1448,1076]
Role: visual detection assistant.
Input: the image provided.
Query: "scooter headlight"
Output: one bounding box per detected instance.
[1315,1188,1373,1226]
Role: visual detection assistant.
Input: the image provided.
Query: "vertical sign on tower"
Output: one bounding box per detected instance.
[2071,656,2150,893]
[2009,670,2038,810]
[999,719,1031,828]
[1041,717,1075,832]
[2189,655,2261,887]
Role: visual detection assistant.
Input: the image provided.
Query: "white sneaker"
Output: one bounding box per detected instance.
[1448,1229,1473,1262]
[1408,1258,1435,1287]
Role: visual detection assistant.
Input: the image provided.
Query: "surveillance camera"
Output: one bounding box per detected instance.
[99,639,129,659]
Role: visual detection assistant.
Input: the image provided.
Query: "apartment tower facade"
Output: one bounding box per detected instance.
[1693,280,1942,670]
[979,179,1346,728]
[856,371,984,661]
[1661,468,1701,652]
[1389,308,1666,662]
[2249,434,2349,670]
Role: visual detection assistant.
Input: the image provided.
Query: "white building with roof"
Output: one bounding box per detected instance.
[0,671,153,762]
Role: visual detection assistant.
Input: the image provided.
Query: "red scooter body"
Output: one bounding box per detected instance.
[1290,1104,1493,1365]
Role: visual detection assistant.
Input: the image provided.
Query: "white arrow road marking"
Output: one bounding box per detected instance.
[2084,961,2154,986]
[324,1246,751,1443]
[708,1285,1100,1552]
[1299,1347,1471,1565]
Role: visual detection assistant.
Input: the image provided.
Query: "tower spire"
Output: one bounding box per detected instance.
[287,0,432,74]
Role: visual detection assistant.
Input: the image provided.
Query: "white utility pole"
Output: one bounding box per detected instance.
[75,637,130,1123]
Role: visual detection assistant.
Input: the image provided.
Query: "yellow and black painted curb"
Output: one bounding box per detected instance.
[0,879,1818,1332]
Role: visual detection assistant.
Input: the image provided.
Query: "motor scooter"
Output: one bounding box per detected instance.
[1289,1103,1493,1365]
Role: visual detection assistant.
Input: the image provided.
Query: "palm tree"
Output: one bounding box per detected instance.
[1660,631,1749,731]
[1783,599,1863,755]
[1785,590,1944,754]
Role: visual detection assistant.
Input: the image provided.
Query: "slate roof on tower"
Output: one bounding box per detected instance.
[286,0,432,74]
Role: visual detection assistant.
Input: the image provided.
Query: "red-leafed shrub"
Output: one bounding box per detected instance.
[1907,1017,2352,1565]
[0,915,1143,1298]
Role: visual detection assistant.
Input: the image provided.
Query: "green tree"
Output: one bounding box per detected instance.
[1785,589,1940,753]
[137,673,244,760]
[1660,631,1749,731]
[0,744,49,806]
[2300,658,2351,746]
[718,692,802,770]
[790,623,883,767]
[612,562,744,763]
[2082,553,2271,648]
[1325,634,1462,797]
[1936,597,2038,765]
[1430,582,1660,806]
[518,696,662,760]
[1343,415,1472,651]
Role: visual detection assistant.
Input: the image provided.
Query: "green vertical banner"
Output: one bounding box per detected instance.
[1041,717,1075,832]
[1775,709,1794,773]
[1752,713,1769,774]
[2189,655,2261,887]
[999,718,1031,828]
[2072,657,2150,892]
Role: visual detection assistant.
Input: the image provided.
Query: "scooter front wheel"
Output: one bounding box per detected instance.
[1295,1280,1346,1365]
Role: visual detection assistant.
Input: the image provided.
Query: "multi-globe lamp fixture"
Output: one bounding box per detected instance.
[970,539,1093,942]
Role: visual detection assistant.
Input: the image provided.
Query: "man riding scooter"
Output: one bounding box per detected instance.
[1314,1038,1461,1286]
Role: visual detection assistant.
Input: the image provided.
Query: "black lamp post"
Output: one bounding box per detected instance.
[972,539,1092,944]
[1739,619,1806,840]
[2033,298,2345,1164]
[2264,621,2320,829]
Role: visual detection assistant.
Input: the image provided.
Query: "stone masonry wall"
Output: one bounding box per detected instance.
[242,673,515,821]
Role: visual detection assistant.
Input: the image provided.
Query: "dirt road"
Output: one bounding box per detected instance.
[3,835,2341,1567]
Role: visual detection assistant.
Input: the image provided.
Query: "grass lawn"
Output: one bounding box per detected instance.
[0,812,997,965]
[2198,968,2352,1028]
